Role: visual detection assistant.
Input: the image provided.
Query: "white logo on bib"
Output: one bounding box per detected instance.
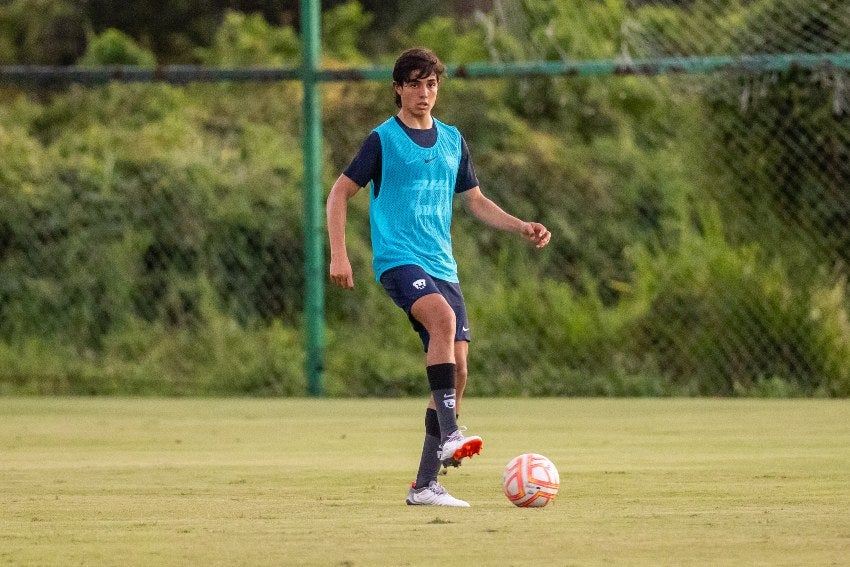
[412,279,426,290]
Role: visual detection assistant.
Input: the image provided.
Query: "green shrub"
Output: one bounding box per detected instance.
[78,29,156,67]
[198,11,298,67]
[624,205,846,396]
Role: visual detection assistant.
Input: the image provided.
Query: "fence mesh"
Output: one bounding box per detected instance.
[456,0,850,397]
[619,0,850,395]
[1,0,849,396]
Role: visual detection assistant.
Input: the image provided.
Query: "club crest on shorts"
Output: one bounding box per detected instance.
[412,279,426,290]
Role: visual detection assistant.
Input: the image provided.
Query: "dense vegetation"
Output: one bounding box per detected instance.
[1,1,849,396]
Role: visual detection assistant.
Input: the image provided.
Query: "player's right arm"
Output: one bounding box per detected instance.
[326,174,361,289]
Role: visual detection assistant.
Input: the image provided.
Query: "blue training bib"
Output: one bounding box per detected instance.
[370,117,462,282]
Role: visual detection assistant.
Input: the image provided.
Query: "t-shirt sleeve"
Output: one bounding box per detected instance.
[343,132,381,189]
[455,136,480,193]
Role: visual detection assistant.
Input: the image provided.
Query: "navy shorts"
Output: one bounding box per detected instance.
[379,264,471,352]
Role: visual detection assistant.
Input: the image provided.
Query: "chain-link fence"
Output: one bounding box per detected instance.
[624,0,850,395]
[1,0,849,396]
[456,0,850,397]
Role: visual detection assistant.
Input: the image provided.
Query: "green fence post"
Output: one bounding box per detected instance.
[301,0,324,396]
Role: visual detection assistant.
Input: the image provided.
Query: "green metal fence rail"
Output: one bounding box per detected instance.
[3,53,850,86]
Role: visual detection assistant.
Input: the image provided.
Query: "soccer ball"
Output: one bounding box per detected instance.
[502,453,559,508]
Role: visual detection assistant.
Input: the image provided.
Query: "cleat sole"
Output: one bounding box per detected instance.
[450,438,483,461]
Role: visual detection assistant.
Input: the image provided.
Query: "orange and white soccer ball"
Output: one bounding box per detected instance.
[503,453,560,507]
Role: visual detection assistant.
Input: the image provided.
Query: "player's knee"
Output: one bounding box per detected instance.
[430,309,456,338]
[455,363,468,387]
[412,294,456,339]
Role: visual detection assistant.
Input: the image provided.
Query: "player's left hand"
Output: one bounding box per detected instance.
[522,222,551,249]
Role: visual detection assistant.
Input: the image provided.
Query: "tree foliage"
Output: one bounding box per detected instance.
[1,1,849,397]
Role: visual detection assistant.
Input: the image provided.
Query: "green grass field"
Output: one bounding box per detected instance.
[1,398,848,566]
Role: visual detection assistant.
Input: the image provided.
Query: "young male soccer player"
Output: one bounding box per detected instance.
[326,48,551,507]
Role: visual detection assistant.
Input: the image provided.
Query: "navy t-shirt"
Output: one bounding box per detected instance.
[343,116,479,198]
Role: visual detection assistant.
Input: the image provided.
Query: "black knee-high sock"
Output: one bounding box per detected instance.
[414,408,442,489]
[427,363,458,442]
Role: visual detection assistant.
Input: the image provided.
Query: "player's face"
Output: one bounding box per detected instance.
[395,71,439,118]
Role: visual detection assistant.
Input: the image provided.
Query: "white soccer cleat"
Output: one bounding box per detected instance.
[405,481,470,507]
[437,427,483,468]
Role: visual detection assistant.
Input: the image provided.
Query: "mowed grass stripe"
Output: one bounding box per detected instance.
[1,398,848,566]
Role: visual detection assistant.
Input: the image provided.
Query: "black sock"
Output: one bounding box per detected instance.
[427,363,458,442]
[414,408,442,489]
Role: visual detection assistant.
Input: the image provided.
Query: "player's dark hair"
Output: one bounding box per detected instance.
[392,48,445,108]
